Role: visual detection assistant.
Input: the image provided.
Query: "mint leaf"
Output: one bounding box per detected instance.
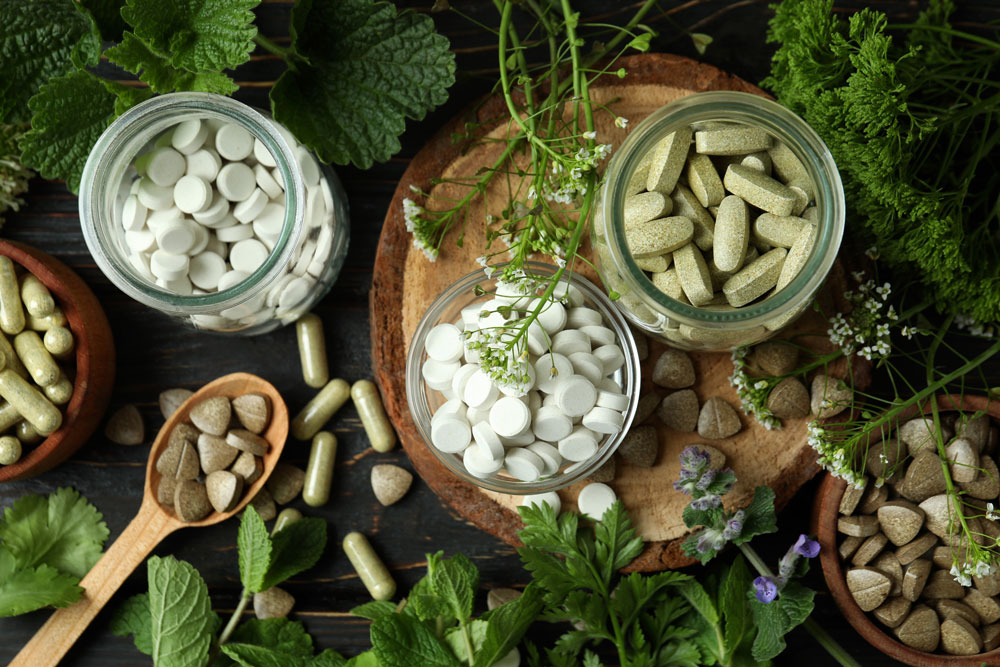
[351,600,396,621]
[229,617,313,656]
[221,644,343,667]
[238,505,272,593]
[593,501,644,575]
[148,555,217,667]
[370,613,461,667]
[427,551,477,621]
[720,556,752,660]
[444,619,487,663]
[120,0,259,73]
[19,70,118,193]
[260,517,326,590]
[0,0,100,123]
[270,0,455,168]
[110,592,153,656]
[472,584,544,667]
[79,0,128,41]
[405,574,451,622]
[344,651,379,667]
[0,548,81,617]
[312,650,348,667]
[733,487,778,545]
[105,32,239,95]
[0,486,109,578]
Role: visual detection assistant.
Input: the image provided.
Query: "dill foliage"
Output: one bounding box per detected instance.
[764,0,1000,323]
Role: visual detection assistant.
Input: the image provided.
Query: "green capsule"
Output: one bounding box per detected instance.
[0,401,22,432]
[26,306,67,332]
[343,531,396,601]
[0,257,24,335]
[296,313,329,389]
[0,331,28,379]
[0,369,62,435]
[350,380,396,453]
[16,420,43,445]
[291,378,350,441]
[43,373,73,405]
[271,507,303,536]
[43,326,74,361]
[0,435,21,465]
[20,274,55,318]
[303,431,337,507]
[14,330,60,387]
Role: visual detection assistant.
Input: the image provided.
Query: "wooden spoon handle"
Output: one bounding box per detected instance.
[10,501,177,667]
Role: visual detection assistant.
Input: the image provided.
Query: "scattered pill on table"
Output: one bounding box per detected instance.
[343,531,397,601]
[351,379,397,453]
[302,431,337,507]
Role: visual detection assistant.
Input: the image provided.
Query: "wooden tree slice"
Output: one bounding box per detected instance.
[371,54,870,570]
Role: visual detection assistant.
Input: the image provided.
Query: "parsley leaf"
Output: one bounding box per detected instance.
[0,548,82,617]
[110,592,153,655]
[147,555,218,667]
[105,32,240,95]
[371,613,461,667]
[260,516,326,590]
[270,0,455,168]
[0,486,109,578]
[0,0,101,123]
[79,0,128,42]
[237,505,272,593]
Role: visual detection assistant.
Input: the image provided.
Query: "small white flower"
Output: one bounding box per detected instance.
[582,130,596,140]
[951,564,973,587]
[987,503,999,521]
[864,246,879,260]
[614,116,629,129]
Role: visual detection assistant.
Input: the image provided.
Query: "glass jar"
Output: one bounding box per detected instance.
[79,92,349,335]
[592,91,845,351]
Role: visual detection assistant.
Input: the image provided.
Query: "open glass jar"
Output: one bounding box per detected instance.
[79,93,349,335]
[592,91,845,350]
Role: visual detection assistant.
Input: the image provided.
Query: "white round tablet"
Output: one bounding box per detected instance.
[554,375,597,418]
[463,443,503,476]
[557,426,599,462]
[145,146,186,186]
[593,344,626,374]
[155,219,197,255]
[577,482,617,520]
[217,269,250,291]
[460,303,482,329]
[137,178,175,211]
[121,195,147,231]
[188,251,227,290]
[525,321,550,356]
[149,249,190,281]
[523,390,542,413]
[463,369,499,409]
[216,162,256,202]
[173,175,212,214]
[526,442,562,476]
[596,390,629,412]
[171,119,208,155]
[145,206,183,232]
[229,238,269,273]
[530,297,567,334]
[233,188,269,223]
[551,329,590,357]
[531,406,572,442]
[505,448,545,481]
[489,397,531,438]
[534,353,573,394]
[192,192,230,225]
[579,325,616,347]
[566,307,603,329]
[128,252,155,280]
[277,276,311,309]
[521,491,561,513]
[156,275,193,295]
[432,398,467,423]
[422,358,460,390]
[295,145,320,186]
[253,138,277,167]
[568,352,604,385]
[431,416,471,453]
[500,430,534,447]
[599,377,621,392]
[254,163,282,199]
[253,202,284,238]
[466,404,490,425]
[425,323,464,362]
[305,186,328,229]
[185,147,221,181]
[187,222,210,256]
[125,229,156,253]
[582,406,625,435]
[450,363,478,398]
[552,281,584,307]
[216,222,254,243]
[472,422,504,462]
[215,123,253,161]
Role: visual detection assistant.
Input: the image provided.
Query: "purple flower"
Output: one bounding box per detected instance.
[722,510,744,541]
[689,494,722,511]
[679,446,709,474]
[793,534,821,559]
[754,576,778,603]
[696,528,727,555]
[695,469,716,491]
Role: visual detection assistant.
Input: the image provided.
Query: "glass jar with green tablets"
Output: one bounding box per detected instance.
[592,91,845,351]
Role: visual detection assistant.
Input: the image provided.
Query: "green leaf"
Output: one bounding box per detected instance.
[19,70,119,193]
[593,501,644,575]
[260,517,326,591]
[344,651,379,667]
[147,555,217,667]
[681,504,721,530]
[221,644,343,667]
[229,617,313,656]
[749,582,814,662]
[405,574,451,622]
[351,600,397,621]
[270,0,455,168]
[370,613,461,667]
[690,32,713,55]
[238,505,272,593]
[0,548,82,617]
[443,619,487,663]
[0,486,109,578]
[110,592,153,656]
[79,0,128,41]
[105,32,239,95]
[312,650,349,667]
[720,556,752,660]
[733,487,778,545]
[427,551,478,622]
[775,582,815,630]
[120,0,260,73]
[472,584,544,667]
[582,650,602,667]
[102,79,154,117]
[675,578,718,626]
[0,0,101,123]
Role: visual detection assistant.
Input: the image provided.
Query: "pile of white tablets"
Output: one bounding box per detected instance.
[422,280,631,484]
[114,116,339,330]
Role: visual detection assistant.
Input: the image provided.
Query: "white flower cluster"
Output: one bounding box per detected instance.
[534,143,612,205]
[728,347,782,430]
[827,279,898,360]
[955,313,998,339]
[806,421,866,488]
[951,559,994,587]
[402,197,438,262]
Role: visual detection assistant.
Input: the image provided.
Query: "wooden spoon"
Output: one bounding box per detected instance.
[11,372,288,667]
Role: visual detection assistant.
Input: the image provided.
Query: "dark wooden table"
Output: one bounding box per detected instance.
[1,2,997,665]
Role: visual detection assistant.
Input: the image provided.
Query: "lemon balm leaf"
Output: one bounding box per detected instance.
[270,0,455,168]
[147,555,218,667]
[106,32,239,95]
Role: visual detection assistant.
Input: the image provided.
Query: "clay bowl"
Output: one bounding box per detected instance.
[812,393,1000,666]
[0,240,115,482]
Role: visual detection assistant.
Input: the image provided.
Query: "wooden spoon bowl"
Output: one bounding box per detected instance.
[11,372,288,667]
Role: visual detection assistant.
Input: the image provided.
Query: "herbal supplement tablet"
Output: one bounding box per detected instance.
[694,125,772,155]
[215,123,253,161]
[578,482,617,520]
[713,195,750,272]
[626,150,654,196]
[253,138,277,168]
[150,250,190,281]
[625,216,694,259]
[421,358,460,391]
[463,368,499,408]
[596,390,629,412]
[185,147,222,181]
[192,191,230,225]
[302,431,337,507]
[673,243,715,306]
[686,153,725,207]
[527,442,563,476]
[582,406,625,435]
[217,162,257,202]
[554,375,597,418]
[42,326,74,360]
[645,126,692,194]
[14,331,59,387]
[216,222,255,243]
[450,363,478,398]
[19,275,54,319]
[173,175,212,214]
[342,532,396,601]
[137,177,175,210]
[741,151,772,174]
[723,164,796,216]
[534,352,573,393]
[217,269,250,291]
[25,307,67,332]
[558,425,599,462]
[144,146,186,186]
[351,380,397,453]
[230,239,270,273]
[291,378,351,440]
[722,247,788,307]
[233,188,269,223]
[0,435,20,465]
[624,191,671,227]
[431,416,471,453]
[671,185,716,251]
[776,223,818,291]
[522,491,561,513]
[295,313,328,388]
[489,396,531,438]
[472,421,504,461]
[505,447,545,481]
[463,442,504,476]
[753,213,806,249]
[126,232,156,256]
[155,219,197,254]
[579,325,615,348]
[768,140,809,183]
[121,195,148,231]
[528,297,566,335]
[593,344,625,375]
[551,329,590,357]
[425,323,464,362]
[0,369,61,435]
[566,307,603,329]
[254,163,282,199]
[568,352,603,385]
[635,255,670,272]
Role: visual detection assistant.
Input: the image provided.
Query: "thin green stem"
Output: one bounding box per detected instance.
[886,23,1000,50]
[801,617,863,667]
[457,616,475,666]
[211,588,252,660]
[738,543,774,578]
[254,34,293,60]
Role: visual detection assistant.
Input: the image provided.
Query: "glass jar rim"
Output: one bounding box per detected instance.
[79,92,306,313]
[601,91,845,331]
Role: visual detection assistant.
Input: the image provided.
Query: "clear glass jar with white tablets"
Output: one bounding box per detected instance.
[79,92,349,335]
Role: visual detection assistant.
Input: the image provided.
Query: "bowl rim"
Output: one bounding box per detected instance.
[404,261,641,494]
[813,392,1000,666]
